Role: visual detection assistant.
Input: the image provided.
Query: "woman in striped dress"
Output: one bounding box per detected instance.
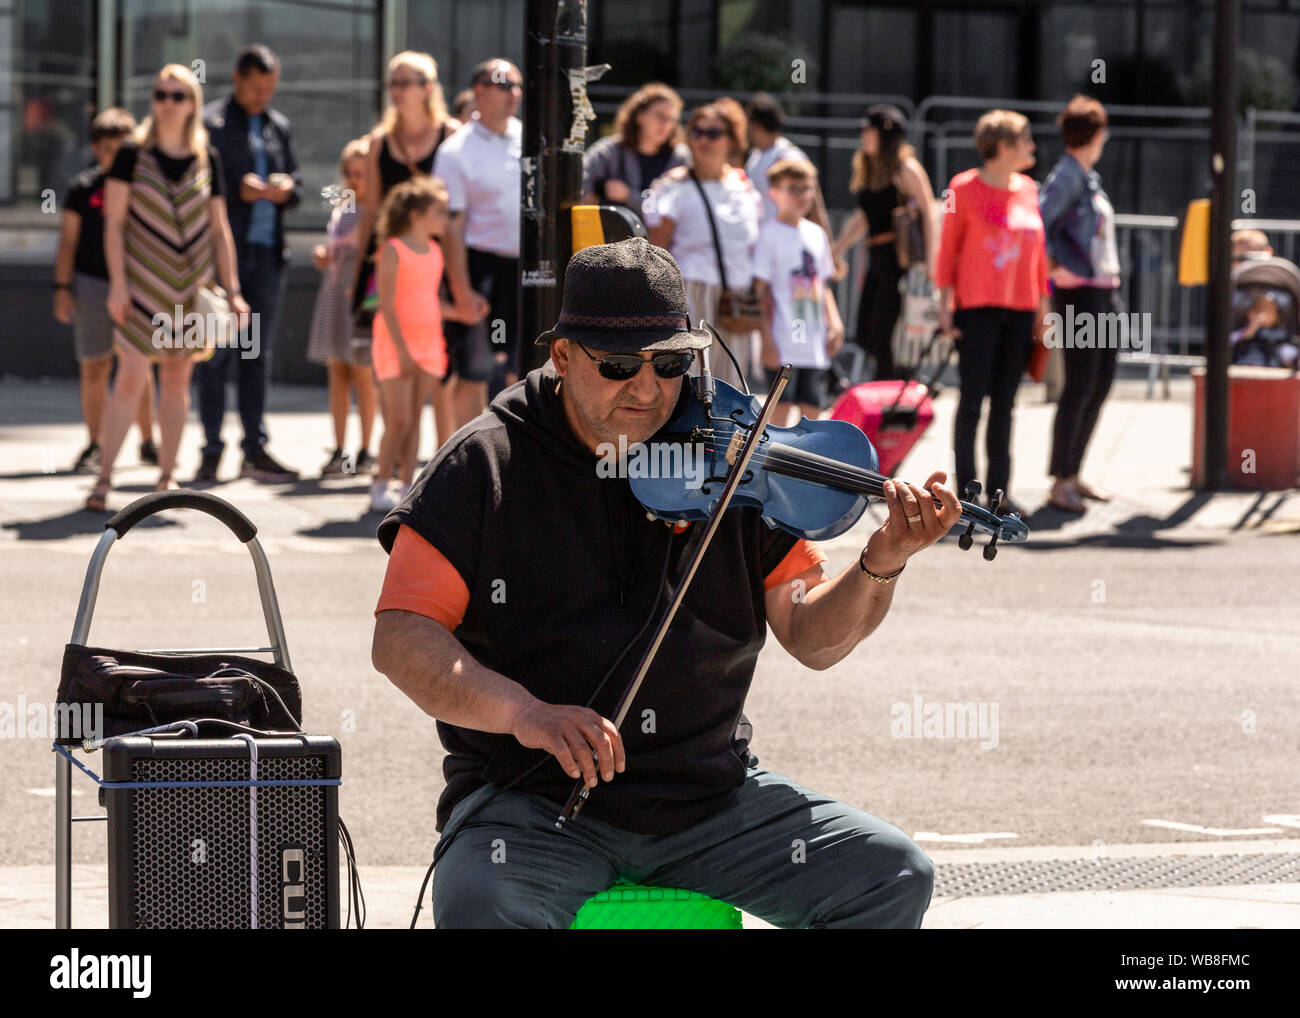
[90,64,247,511]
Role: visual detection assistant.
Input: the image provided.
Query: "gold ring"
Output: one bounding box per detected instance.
[906,514,922,524]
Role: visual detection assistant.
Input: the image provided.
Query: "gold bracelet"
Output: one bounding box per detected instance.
[859,549,905,583]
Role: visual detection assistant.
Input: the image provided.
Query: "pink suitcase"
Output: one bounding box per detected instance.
[829,331,951,477]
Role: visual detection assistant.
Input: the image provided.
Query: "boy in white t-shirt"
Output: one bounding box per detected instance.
[753,158,843,425]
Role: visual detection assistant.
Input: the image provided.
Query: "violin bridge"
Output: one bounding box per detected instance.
[724,429,745,466]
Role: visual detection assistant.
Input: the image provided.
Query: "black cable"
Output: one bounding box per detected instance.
[208,667,304,733]
[338,817,365,928]
[408,526,680,929]
[709,328,749,395]
[152,717,278,739]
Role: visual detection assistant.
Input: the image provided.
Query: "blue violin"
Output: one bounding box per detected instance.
[556,357,1030,832]
[631,364,1030,560]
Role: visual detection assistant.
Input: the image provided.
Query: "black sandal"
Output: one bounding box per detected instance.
[85,478,110,513]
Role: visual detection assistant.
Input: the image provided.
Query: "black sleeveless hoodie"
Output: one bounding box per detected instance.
[377,363,800,834]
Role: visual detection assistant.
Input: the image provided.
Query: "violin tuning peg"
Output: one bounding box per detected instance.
[989,488,1004,517]
[963,480,982,502]
[958,526,974,550]
[982,541,999,561]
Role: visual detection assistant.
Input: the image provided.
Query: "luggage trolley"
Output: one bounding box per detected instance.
[53,490,343,929]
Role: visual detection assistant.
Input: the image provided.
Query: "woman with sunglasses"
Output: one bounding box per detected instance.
[355,53,462,281]
[351,52,477,482]
[89,64,247,512]
[645,101,762,391]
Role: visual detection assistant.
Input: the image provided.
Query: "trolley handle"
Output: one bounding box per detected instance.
[106,490,258,543]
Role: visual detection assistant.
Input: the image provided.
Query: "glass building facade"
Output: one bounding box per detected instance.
[6,0,1300,232]
[6,0,1300,381]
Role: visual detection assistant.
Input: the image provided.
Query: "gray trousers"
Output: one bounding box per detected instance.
[432,767,933,929]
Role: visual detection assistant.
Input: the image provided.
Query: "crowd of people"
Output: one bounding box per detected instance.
[55,42,1230,518]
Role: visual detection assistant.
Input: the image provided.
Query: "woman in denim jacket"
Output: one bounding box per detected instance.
[1039,95,1120,513]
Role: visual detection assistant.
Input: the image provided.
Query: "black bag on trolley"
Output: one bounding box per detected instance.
[55,644,302,746]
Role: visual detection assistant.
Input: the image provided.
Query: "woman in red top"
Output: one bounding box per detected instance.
[934,110,1050,516]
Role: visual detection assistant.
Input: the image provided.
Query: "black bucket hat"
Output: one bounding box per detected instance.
[535,236,713,352]
[862,104,908,141]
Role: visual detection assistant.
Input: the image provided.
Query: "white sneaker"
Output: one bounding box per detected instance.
[369,483,397,513]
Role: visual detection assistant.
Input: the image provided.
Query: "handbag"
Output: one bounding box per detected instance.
[1027,301,1051,382]
[891,265,940,371]
[689,170,764,332]
[890,200,926,271]
[194,283,236,361]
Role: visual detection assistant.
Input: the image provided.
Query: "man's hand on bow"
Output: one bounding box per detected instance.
[861,471,961,575]
[511,700,625,788]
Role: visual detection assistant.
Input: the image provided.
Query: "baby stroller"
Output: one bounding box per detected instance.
[1231,256,1300,370]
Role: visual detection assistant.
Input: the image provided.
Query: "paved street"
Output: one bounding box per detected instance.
[2,370,1298,927]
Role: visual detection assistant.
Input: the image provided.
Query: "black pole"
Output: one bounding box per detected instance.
[520,0,591,374]
[1202,0,1239,491]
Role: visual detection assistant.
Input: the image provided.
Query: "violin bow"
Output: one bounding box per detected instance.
[554,362,792,829]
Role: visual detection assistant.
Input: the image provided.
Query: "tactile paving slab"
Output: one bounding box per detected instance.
[934,852,1300,897]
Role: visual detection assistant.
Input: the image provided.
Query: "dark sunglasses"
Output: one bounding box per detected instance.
[574,341,693,381]
[388,76,428,89]
[476,77,523,91]
[689,126,726,140]
[153,89,189,103]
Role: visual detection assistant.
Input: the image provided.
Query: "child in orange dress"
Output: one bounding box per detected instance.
[369,175,484,512]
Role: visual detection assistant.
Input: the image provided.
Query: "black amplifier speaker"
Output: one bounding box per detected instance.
[101,734,340,929]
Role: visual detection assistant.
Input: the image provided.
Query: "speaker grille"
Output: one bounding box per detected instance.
[128,753,328,929]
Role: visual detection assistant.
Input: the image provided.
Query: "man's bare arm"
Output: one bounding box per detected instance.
[766,562,897,671]
[372,608,527,732]
[371,609,624,786]
[440,211,480,318]
[765,473,961,670]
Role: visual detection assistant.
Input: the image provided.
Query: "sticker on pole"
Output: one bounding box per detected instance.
[562,63,610,154]
[522,262,557,288]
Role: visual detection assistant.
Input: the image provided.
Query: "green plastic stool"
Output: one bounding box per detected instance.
[570,882,742,929]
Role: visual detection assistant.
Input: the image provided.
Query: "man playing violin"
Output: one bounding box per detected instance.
[371,237,962,928]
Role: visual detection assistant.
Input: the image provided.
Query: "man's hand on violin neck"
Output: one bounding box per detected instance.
[510,699,625,789]
[864,471,961,574]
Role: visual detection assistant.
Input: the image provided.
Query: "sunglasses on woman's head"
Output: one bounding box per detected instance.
[689,126,726,140]
[573,341,694,381]
[153,89,189,103]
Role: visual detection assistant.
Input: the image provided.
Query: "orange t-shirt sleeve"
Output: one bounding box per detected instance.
[375,524,470,631]
[763,539,827,591]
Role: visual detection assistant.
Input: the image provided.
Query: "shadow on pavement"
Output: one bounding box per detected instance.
[1011,491,1221,550]
[296,513,384,540]
[929,491,1233,552]
[1016,532,1218,550]
[0,469,97,481]
[276,477,372,498]
[3,507,176,541]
